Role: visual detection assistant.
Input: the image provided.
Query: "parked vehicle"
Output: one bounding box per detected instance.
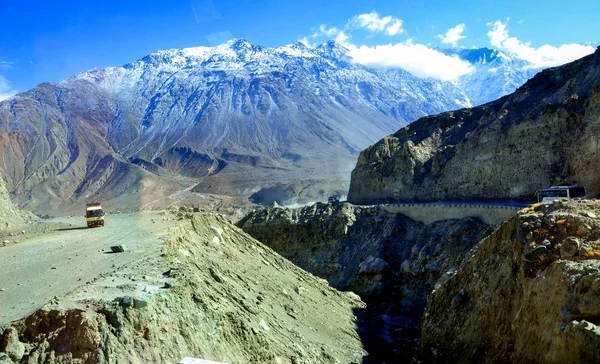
[535,185,586,203]
[328,194,341,204]
[86,202,105,227]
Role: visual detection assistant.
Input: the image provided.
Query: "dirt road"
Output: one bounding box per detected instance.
[0,211,174,325]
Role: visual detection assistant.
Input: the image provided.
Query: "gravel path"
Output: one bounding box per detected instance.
[0,211,174,325]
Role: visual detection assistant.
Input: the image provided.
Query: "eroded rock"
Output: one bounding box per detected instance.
[1,328,24,362]
[418,200,600,363]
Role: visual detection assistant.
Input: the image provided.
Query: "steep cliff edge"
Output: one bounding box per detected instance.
[238,203,491,312]
[349,47,600,204]
[418,199,600,363]
[237,203,492,358]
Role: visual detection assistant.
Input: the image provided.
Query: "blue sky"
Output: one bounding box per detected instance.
[0,0,598,97]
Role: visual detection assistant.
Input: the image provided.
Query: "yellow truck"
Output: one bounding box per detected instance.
[86,202,105,228]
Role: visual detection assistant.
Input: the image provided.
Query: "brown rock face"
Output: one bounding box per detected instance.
[417,200,600,363]
[348,47,600,204]
[0,174,36,238]
[238,202,492,313]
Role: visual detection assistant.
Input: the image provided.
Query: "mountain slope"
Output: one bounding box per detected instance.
[82,39,471,163]
[348,47,600,204]
[442,48,540,106]
[0,172,36,236]
[0,211,369,363]
[0,39,474,213]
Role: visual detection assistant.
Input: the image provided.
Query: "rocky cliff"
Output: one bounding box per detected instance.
[238,203,491,311]
[0,212,368,363]
[0,176,36,239]
[417,199,600,363]
[348,47,600,204]
[237,202,492,358]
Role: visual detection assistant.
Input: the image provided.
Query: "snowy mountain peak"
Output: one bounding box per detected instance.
[217,38,263,54]
[287,41,311,50]
[316,41,350,59]
[181,45,212,58]
[437,46,538,106]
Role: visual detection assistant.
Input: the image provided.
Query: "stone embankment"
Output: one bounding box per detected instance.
[417,199,600,363]
[379,202,520,227]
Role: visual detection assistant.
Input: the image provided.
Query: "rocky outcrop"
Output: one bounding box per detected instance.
[238,203,492,314]
[0,176,36,239]
[238,203,493,359]
[0,212,368,363]
[349,47,600,204]
[418,200,600,363]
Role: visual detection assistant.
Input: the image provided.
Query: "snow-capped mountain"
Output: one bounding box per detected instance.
[75,39,471,162]
[441,48,540,106]
[0,39,537,212]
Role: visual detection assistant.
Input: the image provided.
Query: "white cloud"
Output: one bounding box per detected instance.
[343,42,474,81]
[303,13,473,81]
[0,61,14,70]
[437,24,466,47]
[301,12,595,82]
[0,75,17,101]
[335,30,350,45]
[487,20,595,68]
[349,12,403,36]
[316,25,340,38]
[299,37,313,48]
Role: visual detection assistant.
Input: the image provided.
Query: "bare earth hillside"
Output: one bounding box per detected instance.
[0,211,368,363]
[0,176,37,240]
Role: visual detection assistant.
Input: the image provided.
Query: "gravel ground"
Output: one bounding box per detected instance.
[0,211,175,325]
[0,211,368,363]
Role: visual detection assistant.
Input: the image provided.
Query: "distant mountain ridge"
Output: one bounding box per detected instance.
[439,47,540,106]
[0,39,544,212]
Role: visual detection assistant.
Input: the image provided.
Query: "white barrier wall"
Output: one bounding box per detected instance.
[378,203,521,227]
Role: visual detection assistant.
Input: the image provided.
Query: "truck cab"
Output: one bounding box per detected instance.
[86,203,105,228]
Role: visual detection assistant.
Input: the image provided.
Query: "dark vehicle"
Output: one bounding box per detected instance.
[536,185,586,203]
[328,194,341,204]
